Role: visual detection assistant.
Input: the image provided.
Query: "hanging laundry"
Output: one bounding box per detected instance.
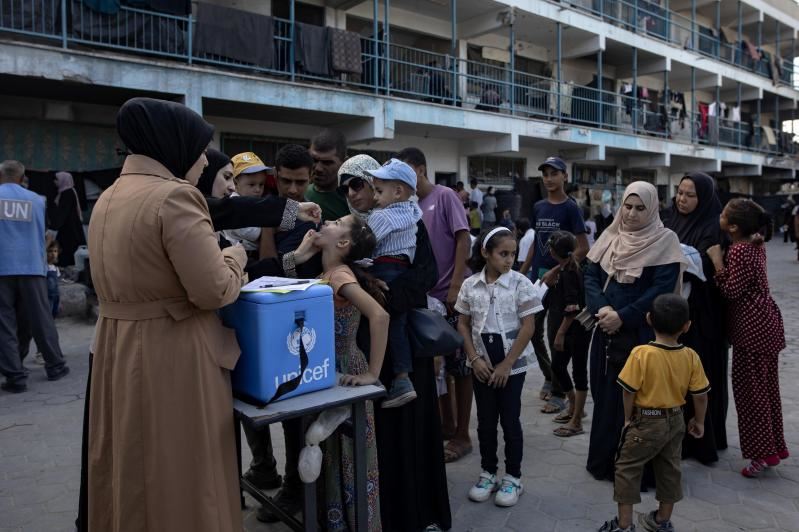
[742,39,760,61]
[731,106,741,122]
[708,101,717,116]
[84,0,120,15]
[193,4,274,69]
[762,125,777,145]
[699,103,709,138]
[560,81,574,115]
[329,28,363,75]
[295,23,331,77]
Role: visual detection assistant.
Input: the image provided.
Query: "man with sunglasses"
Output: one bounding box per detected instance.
[305,129,350,221]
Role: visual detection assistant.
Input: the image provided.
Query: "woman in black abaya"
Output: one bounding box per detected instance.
[662,172,729,463]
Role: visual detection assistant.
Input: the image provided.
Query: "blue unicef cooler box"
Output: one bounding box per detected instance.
[221,284,336,405]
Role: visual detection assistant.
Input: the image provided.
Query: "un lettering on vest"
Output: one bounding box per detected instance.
[0,199,33,221]
[275,325,330,388]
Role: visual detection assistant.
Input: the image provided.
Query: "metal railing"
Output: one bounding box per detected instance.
[563,0,794,86]
[1,0,796,158]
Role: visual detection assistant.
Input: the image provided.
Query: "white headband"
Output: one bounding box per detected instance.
[482,226,512,249]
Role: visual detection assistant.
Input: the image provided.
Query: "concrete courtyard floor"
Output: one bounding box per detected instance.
[1,239,798,531]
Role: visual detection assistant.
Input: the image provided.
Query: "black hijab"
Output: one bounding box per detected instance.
[116,97,214,179]
[662,172,723,251]
[196,149,231,197]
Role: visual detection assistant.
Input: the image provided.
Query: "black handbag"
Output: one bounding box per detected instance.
[408,308,464,358]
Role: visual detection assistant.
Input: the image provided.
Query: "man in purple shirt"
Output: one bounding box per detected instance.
[399,147,474,463]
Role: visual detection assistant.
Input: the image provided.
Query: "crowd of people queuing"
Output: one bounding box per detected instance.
[0,95,791,532]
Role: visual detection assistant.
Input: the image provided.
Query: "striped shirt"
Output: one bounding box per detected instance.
[368,201,422,261]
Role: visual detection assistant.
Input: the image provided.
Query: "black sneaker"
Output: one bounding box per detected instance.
[243,468,282,491]
[1,381,27,393]
[598,517,636,532]
[256,489,302,523]
[47,366,70,382]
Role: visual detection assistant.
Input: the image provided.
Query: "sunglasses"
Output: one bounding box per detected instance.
[336,175,367,196]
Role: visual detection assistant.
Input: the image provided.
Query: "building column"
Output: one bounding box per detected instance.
[690,66,696,143]
[597,48,604,129]
[289,0,296,82]
[458,40,468,106]
[183,90,202,116]
[384,0,391,95]
[737,81,742,147]
[556,21,562,122]
[509,9,515,114]
[632,47,638,133]
[373,0,379,93]
[451,0,458,105]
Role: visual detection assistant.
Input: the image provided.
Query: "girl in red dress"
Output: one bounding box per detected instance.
[708,199,786,478]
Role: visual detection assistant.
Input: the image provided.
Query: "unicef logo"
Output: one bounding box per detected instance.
[287,326,317,356]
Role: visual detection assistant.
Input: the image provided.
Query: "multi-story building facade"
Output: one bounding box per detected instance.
[1,0,798,212]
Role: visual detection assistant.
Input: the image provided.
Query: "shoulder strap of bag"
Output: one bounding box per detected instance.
[255,316,310,409]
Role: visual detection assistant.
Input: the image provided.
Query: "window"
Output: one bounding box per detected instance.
[468,156,525,187]
[621,169,656,185]
[272,0,325,25]
[220,133,307,165]
[573,165,618,186]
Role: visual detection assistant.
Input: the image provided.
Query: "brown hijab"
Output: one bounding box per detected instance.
[587,181,687,287]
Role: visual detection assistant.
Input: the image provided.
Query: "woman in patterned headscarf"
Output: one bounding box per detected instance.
[336,153,451,531]
[337,154,380,220]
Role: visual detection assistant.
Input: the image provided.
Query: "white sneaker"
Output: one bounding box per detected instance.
[468,471,498,502]
[494,475,523,507]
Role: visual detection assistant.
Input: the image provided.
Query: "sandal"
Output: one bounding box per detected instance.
[540,396,566,414]
[443,440,473,463]
[553,426,584,438]
[553,411,573,424]
[539,381,552,401]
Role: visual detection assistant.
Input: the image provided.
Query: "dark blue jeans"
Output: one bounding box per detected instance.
[46,270,59,318]
[473,333,525,478]
[370,260,412,376]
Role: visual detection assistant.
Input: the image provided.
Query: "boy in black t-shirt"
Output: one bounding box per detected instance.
[520,156,589,414]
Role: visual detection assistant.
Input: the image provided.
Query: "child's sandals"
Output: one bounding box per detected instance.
[539,381,552,401]
[553,426,584,437]
[553,411,573,424]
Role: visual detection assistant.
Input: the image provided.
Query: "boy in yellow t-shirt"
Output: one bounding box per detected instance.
[598,294,710,532]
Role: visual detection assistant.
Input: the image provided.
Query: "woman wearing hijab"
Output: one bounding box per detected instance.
[85,97,317,532]
[196,148,235,199]
[49,171,86,266]
[661,173,728,463]
[336,155,451,531]
[584,181,688,481]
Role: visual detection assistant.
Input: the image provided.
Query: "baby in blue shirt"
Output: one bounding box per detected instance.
[366,159,422,408]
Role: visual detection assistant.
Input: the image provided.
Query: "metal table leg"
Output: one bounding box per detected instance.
[235,416,244,509]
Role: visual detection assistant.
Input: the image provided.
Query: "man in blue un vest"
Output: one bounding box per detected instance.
[0,160,69,393]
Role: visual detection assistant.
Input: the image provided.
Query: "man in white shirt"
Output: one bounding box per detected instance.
[515,217,535,271]
[469,178,483,209]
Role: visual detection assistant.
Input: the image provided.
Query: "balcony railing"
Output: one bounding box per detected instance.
[1,0,797,159]
[564,0,795,86]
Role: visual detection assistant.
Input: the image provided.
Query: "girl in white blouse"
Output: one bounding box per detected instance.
[455,227,543,508]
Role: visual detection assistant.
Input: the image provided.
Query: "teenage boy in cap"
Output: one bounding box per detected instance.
[365,158,423,408]
[520,156,589,414]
